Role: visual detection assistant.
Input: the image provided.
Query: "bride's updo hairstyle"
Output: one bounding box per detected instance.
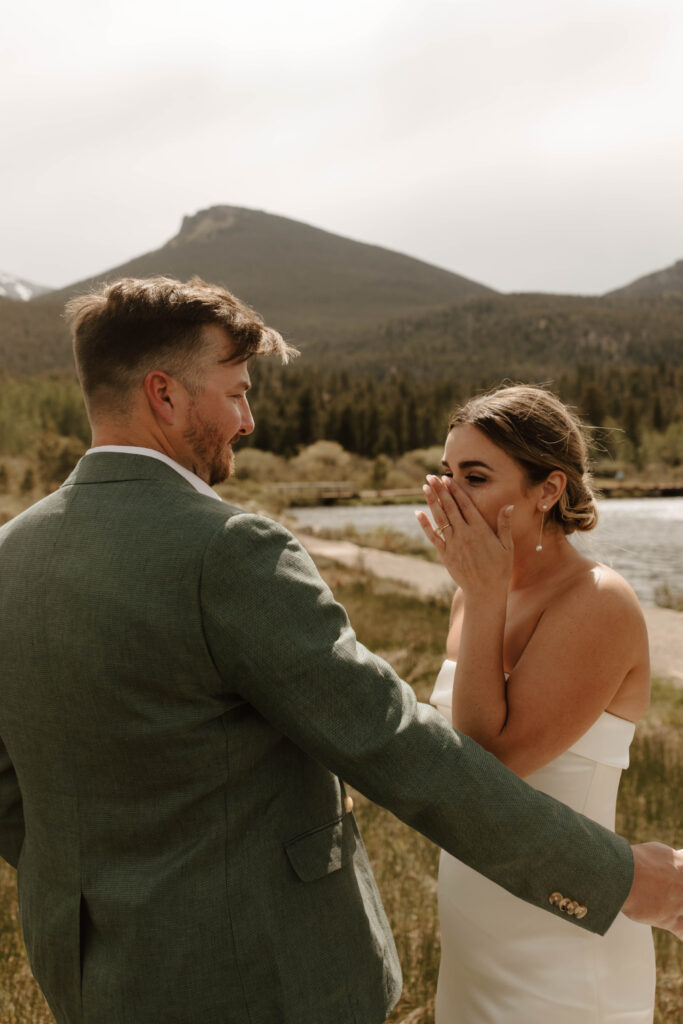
[449,384,598,534]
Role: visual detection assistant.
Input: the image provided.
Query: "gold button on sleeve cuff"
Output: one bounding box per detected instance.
[548,892,587,917]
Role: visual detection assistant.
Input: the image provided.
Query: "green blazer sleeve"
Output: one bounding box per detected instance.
[0,737,24,868]
[200,513,634,937]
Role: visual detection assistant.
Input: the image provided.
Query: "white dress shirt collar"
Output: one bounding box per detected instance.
[85,446,223,502]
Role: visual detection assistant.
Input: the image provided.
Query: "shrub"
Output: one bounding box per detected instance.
[19,468,34,494]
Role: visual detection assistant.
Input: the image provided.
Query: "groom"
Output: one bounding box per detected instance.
[0,276,680,1024]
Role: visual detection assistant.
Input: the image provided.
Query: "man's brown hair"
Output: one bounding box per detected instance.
[65,276,297,415]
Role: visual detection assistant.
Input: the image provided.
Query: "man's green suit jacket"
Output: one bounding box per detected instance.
[0,454,634,1023]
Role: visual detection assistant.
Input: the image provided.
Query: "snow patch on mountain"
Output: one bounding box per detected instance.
[0,271,52,301]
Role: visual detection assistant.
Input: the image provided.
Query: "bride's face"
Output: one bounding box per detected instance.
[441,424,543,542]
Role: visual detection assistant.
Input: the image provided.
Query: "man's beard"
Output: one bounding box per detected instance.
[183,405,238,486]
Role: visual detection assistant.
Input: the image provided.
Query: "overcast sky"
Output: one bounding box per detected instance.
[3,0,683,294]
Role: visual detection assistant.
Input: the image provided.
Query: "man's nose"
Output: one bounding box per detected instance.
[239,397,255,435]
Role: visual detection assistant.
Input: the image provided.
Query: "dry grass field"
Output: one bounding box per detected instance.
[0,562,680,1022]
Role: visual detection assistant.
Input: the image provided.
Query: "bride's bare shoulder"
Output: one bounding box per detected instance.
[552,560,646,634]
[569,560,641,603]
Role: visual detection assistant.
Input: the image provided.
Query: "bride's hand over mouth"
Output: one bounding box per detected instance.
[416,474,514,599]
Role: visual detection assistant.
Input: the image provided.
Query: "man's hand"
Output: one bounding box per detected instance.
[622,843,683,939]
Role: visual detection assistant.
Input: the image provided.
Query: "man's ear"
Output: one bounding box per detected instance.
[143,370,177,424]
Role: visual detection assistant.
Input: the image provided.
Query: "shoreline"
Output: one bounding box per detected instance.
[296,531,683,688]
[281,483,683,508]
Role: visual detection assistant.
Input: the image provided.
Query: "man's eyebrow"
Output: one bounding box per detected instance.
[441,459,494,471]
[217,364,251,390]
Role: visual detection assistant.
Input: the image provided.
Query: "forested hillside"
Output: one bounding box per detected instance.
[0,206,681,488]
[606,258,683,300]
[302,291,683,377]
[245,359,683,466]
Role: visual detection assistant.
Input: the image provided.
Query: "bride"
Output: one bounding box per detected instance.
[416,385,656,1023]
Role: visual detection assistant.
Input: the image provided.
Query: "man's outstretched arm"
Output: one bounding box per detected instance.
[0,738,24,868]
[202,513,682,940]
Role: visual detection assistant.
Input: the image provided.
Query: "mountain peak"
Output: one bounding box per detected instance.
[0,271,52,301]
[0,205,498,375]
[166,205,252,248]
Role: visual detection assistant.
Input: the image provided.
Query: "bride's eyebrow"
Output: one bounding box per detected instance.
[441,459,495,471]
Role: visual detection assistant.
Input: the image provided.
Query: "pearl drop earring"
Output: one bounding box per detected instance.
[536,505,548,552]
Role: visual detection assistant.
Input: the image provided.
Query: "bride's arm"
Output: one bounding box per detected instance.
[418,475,647,778]
[445,588,463,659]
[417,475,512,738]
[487,576,646,776]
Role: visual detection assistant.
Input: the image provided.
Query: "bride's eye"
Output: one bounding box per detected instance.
[465,473,487,485]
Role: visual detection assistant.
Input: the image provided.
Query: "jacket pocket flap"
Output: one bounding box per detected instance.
[285,816,353,882]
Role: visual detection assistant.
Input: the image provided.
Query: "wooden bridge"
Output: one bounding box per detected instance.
[270,482,424,505]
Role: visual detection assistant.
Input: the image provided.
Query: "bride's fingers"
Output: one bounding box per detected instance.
[435,479,514,557]
[425,476,466,528]
[440,478,485,528]
[422,481,457,533]
[415,510,445,548]
[443,479,510,545]
[496,503,515,551]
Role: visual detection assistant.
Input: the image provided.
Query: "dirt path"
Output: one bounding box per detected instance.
[297,532,683,687]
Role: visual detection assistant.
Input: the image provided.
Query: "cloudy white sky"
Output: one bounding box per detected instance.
[3,0,683,294]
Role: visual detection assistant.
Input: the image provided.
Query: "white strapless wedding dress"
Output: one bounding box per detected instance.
[430,660,656,1023]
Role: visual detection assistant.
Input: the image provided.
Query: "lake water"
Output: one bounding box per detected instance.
[288,497,683,606]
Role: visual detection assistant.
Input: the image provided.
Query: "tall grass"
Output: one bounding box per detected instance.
[0,564,680,1021]
[0,875,52,1022]
[654,584,683,612]
[615,681,683,1024]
